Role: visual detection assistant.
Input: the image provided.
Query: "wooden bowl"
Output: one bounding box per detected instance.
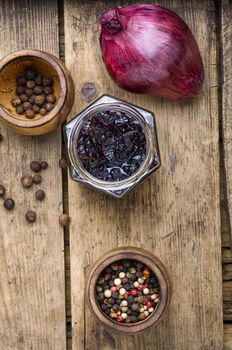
[86,247,171,335]
[0,49,74,135]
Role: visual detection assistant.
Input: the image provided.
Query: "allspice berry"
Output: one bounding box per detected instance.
[26,80,35,89]
[39,108,47,115]
[33,86,43,95]
[25,88,33,97]
[21,175,33,188]
[20,94,28,102]
[17,76,26,86]
[11,97,22,107]
[35,74,43,85]
[25,69,37,80]
[4,198,15,210]
[25,109,35,119]
[46,94,56,104]
[23,101,32,110]
[0,184,5,197]
[33,174,42,184]
[16,105,25,114]
[59,214,70,227]
[43,86,53,95]
[45,103,54,112]
[40,161,48,169]
[32,104,40,113]
[29,94,36,104]
[42,77,53,86]
[26,210,36,223]
[35,189,45,201]
[35,94,46,106]
[16,86,25,95]
[59,158,67,169]
[30,161,41,172]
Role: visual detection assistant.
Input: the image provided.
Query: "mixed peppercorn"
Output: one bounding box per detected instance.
[76,110,147,182]
[11,68,56,119]
[95,259,160,324]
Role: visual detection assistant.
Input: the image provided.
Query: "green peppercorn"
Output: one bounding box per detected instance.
[25,210,36,223]
[4,198,14,210]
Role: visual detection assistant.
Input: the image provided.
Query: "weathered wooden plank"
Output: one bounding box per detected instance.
[64,0,222,349]
[224,324,232,350]
[221,0,232,248]
[0,1,66,349]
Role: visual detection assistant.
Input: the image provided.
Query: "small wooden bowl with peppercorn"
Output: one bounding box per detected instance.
[86,247,171,335]
[0,49,74,135]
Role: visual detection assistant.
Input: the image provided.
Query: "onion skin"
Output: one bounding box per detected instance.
[100,4,204,101]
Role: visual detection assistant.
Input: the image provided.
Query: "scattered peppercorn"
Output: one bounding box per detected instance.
[0,184,5,197]
[59,158,67,169]
[33,174,42,184]
[21,175,34,188]
[40,161,48,170]
[95,259,160,324]
[25,210,36,223]
[59,214,70,227]
[30,161,41,172]
[35,189,45,201]
[4,198,15,210]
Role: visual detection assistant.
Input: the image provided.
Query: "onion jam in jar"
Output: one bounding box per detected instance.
[76,110,147,182]
[64,95,160,198]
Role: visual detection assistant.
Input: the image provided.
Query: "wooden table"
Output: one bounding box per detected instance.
[0,1,231,349]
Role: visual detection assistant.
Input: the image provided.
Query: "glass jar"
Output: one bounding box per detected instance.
[64,95,160,198]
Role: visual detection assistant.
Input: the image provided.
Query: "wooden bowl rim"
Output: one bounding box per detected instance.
[86,246,171,334]
[0,49,67,129]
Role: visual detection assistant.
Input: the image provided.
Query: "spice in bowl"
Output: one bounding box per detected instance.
[95,259,160,324]
[11,68,56,119]
[76,110,147,182]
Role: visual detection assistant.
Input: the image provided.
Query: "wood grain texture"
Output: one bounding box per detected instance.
[221,0,232,247]
[64,1,223,349]
[0,1,66,349]
[224,324,232,350]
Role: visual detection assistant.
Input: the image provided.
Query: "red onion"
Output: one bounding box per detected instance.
[99,4,204,101]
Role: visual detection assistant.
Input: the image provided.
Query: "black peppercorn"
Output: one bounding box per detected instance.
[26,210,36,223]
[16,104,25,114]
[25,69,37,80]
[20,94,28,102]
[45,103,54,112]
[26,80,35,89]
[35,74,43,85]
[25,109,35,119]
[17,76,26,86]
[25,88,33,97]
[0,184,5,197]
[4,198,14,210]
[59,158,67,169]
[35,189,45,201]
[16,86,25,95]
[35,94,46,106]
[23,101,32,110]
[59,214,70,227]
[33,174,42,184]
[33,86,43,95]
[11,97,22,107]
[30,161,41,172]
[40,161,48,169]
[21,175,33,188]
[39,108,47,116]
[46,94,56,104]
[42,77,53,86]
[43,86,53,95]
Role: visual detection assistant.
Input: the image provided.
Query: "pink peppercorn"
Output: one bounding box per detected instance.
[110,286,117,292]
[124,292,129,299]
[146,301,153,308]
[131,289,138,296]
[116,316,124,323]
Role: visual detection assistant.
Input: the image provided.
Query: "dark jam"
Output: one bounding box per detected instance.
[76,110,147,182]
